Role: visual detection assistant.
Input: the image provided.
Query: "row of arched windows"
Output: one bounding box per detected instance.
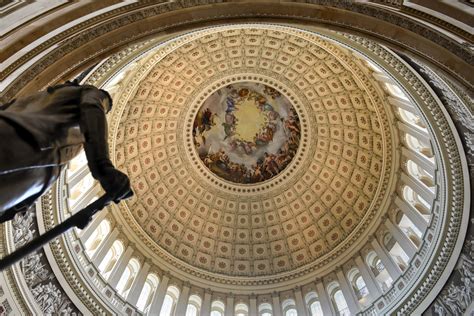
[78,218,405,315]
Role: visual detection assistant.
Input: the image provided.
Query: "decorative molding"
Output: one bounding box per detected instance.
[1,1,472,103]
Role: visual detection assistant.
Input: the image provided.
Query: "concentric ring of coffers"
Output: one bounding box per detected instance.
[109,24,395,278]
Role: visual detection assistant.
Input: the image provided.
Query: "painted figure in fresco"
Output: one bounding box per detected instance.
[263,85,281,99]
[194,83,301,184]
[226,96,237,112]
[222,122,235,140]
[0,81,132,223]
[201,108,215,131]
[193,107,216,136]
[238,88,250,98]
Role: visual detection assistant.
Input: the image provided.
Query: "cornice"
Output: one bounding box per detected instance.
[1,1,472,104]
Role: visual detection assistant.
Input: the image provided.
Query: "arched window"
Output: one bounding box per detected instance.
[396,211,423,247]
[211,300,225,316]
[347,269,368,301]
[305,292,322,316]
[333,290,349,316]
[97,240,123,279]
[406,160,435,189]
[397,108,427,131]
[259,303,273,316]
[84,219,110,257]
[384,234,409,271]
[235,302,249,316]
[286,309,297,316]
[366,251,393,291]
[405,134,434,160]
[186,294,202,316]
[69,172,95,206]
[137,274,159,312]
[282,299,297,316]
[186,305,198,316]
[161,295,174,316]
[159,285,180,316]
[67,150,88,176]
[310,301,323,316]
[355,276,368,299]
[116,258,140,298]
[403,186,431,216]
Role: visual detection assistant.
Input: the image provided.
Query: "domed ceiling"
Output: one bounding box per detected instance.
[111,24,395,278]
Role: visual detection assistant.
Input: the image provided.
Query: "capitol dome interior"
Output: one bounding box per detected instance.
[0,1,472,316]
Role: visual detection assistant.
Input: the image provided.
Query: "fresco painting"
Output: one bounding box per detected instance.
[193,82,301,184]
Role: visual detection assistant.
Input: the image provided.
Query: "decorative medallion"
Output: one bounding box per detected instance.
[193,82,300,184]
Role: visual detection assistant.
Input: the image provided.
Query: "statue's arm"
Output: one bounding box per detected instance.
[0,99,15,111]
[79,87,130,200]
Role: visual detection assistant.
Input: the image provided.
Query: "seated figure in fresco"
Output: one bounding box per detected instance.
[0,80,132,223]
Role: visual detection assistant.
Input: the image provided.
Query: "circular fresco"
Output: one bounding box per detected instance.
[192,82,301,184]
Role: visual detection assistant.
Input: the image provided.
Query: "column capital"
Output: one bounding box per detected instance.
[143,258,153,265]
[334,265,343,272]
[293,285,302,292]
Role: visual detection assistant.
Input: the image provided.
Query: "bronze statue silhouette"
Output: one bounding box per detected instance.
[0,80,132,223]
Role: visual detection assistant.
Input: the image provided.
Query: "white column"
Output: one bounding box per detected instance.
[91,228,119,265]
[108,246,134,288]
[250,294,257,316]
[174,283,191,316]
[148,274,169,315]
[68,165,90,188]
[200,290,212,316]
[354,256,382,300]
[388,96,416,113]
[395,197,428,232]
[371,238,402,280]
[401,147,435,175]
[401,173,434,204]
[225,295,234,316]
[336,269,360,315]
[385,219,417,258]
[79,210,108,242]
[294,287,308,316]
[316,281,335,316]
[127,261,151,304]
[272,293,283,316]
